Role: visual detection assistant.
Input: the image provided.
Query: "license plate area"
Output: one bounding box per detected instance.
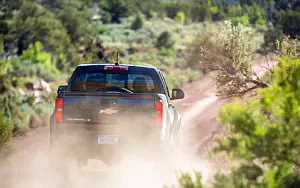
[98,135,118,144]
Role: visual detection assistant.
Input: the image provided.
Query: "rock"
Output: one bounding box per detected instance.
[33,79,51,93]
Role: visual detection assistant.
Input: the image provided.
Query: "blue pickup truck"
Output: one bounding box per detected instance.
[49,63,185,171]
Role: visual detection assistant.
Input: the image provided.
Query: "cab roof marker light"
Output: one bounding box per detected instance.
[104,65,129,71]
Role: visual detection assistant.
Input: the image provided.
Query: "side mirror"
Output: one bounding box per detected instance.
[171,88,185,100]
[57,85,67,94]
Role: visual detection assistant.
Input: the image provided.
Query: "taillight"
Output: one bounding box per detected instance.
[155,100,163,125]
[55,98,64,122]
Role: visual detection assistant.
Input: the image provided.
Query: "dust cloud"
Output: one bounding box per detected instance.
[0,118,217,188]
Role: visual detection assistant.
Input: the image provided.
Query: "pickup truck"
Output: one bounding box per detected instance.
[49,63,185,171]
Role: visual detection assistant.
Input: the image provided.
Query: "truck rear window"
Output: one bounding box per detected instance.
[68,67,163,93]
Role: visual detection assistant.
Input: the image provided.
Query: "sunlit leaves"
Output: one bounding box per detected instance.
[213,57,300,187]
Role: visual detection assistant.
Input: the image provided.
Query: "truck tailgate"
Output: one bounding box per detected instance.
[61,92,157,125]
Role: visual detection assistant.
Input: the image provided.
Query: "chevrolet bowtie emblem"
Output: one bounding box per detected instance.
[100,109,118,115]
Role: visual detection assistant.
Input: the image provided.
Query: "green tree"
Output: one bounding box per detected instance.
[155,31,175,50]
[274,8,300,38]
[212,56,300,187]
[53,1,94,43]
[131,14,143,31]
[245,3,266,26]
[6,1,71,56]
[164,2,190,20]
[99,0,130,23]
[190,2,211,22]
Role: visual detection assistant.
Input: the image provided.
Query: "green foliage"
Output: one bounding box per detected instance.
[99,0,130,23]
[231,15,249,25]
[263,25,284,52]
[155,31,175,49]
[190,21,259,99]
[212,56,300,187]
[0,60,10,93]
[6,1,71,56]
[228,4,243,17]
[275,37,299,58]
[190,3,211,22]
[21,42,59,75]
[274,8,300,38]
[175,11,185,24]
[0,89,53,135]
[0,112,13,156]
[245,4,266,26]
[131,14,143,31]
[210,6,218,14]
[164,2,190,20]
[54,1,94,43]
[101,11,112,24]
[177,172,204,188]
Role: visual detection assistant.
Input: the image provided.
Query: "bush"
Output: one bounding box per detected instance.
[155,31,175,49]
[164,2,189,20]
[175,11,185,24]
[263,26,284,52]
[159,48,176,57]
[131,14,144,31]
[99,0,130,23]
[189,20,268,99]
[0,113,13,156]
[212,57,300,188]
[231,15,249,25]
[245,4,266,26]
[101,11,112,24]
[274,8,300,38]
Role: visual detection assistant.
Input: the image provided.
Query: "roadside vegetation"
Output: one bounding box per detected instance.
[1,1,300,187]
[172,38,300,187]
[166,1,300,188]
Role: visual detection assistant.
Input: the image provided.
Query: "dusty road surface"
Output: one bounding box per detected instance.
[0,75,223,188]
[0,56,273,188]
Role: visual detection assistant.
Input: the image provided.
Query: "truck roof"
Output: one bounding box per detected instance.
[77,64,160,71]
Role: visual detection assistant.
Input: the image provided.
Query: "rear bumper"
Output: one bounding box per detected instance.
[50,122,164,155]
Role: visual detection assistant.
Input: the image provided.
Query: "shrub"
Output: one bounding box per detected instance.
[159,48,176,57]
[246,4,266,26]
[0,113,13,156]
[175,11,185,24]
[99,0,130,23]
[101,11,112,24]
[231,15,249,25]
[263,26,284,52]
[275,37,299,58]
[131,14,144,31]
[155,31,175,49]
[212,57,300,187]
[189,20,268,99]
[274,8,300,38]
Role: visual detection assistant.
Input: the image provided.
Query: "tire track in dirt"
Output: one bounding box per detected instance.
[174,76,223,155]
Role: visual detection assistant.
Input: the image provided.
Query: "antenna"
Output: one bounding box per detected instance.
[115,51,119,65]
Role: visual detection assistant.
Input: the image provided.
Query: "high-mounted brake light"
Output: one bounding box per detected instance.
[55,98,64,122]
[104,65,129,71]
[155,100,163,125]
